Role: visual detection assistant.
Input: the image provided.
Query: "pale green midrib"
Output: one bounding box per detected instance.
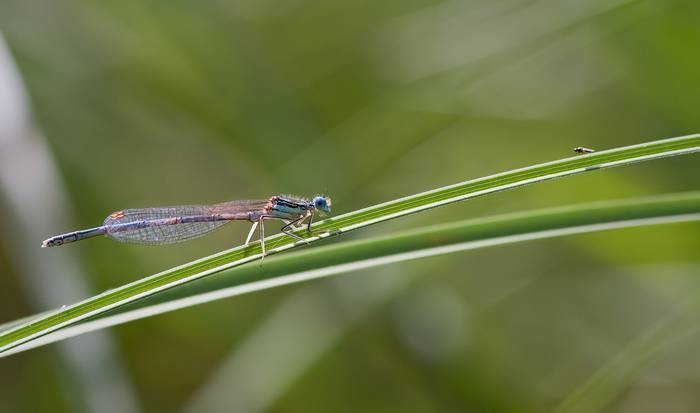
[0,134,698,351]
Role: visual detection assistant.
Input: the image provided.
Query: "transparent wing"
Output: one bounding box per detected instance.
[103,200,268,245]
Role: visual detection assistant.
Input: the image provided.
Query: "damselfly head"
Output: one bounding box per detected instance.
[312,195,332,214]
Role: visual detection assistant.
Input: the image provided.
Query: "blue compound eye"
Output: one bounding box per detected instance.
[313,196,331,212]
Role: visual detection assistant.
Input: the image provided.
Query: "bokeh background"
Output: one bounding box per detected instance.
[1,0,699,412]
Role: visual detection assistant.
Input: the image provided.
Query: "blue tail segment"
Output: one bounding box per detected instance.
[42,226,107,248]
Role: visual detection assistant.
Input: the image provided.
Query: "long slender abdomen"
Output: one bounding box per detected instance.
[42,226,107,247]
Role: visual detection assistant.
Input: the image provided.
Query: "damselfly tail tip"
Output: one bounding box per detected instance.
[41,239,52,248]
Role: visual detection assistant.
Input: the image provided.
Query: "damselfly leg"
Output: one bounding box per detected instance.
[268,213,310,251]
[306,210,314,232]
[245,221,258,245]
[281,215,310,242]
[258,215,269,263]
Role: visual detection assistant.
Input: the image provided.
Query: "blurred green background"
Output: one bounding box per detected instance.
[0,0,699,412]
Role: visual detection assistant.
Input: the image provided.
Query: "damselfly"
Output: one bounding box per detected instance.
[42,195,332,259]
[574,146,595,154]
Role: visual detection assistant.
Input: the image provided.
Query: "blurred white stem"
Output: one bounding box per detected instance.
[0,33,140,413]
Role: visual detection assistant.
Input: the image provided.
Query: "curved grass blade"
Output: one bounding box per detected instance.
[1,134,699,355]
[3,190,700,356]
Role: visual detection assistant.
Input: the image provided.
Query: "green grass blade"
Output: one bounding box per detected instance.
[1,134,699,355]
[4,190,700,356]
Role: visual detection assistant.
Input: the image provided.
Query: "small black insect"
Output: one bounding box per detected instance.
[574,146,595,154]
